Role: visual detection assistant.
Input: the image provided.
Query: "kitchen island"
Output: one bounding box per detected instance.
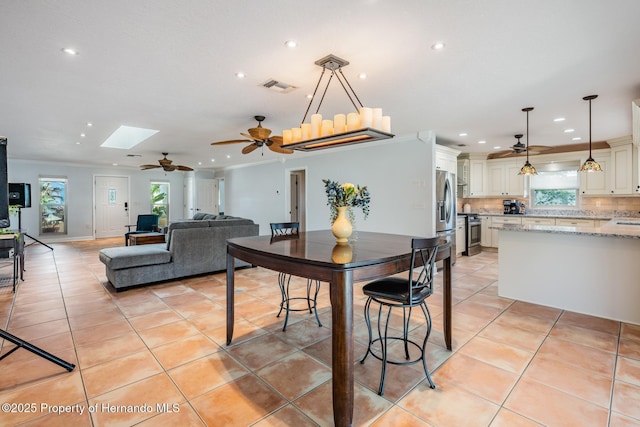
[493,219,640,325]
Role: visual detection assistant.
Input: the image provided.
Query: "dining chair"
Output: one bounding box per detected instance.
[124,214,159,246]
[359,236,439,396]
[270,222,322,331]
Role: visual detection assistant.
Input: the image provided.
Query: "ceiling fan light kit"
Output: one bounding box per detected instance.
[518,107,538,176]
[578,95,603,173]
[280,54,394,151]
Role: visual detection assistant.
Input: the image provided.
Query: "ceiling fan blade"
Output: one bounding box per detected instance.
[211,139,252,145]
[240,132,262,142]
[493,150,517,158]
[140,164,161,170]
[176,165,194,171]
[527,145,552,154]
[268,138,294,154]
[241,143,259,154]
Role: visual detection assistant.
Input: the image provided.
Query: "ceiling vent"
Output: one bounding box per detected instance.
[261,79,297,94]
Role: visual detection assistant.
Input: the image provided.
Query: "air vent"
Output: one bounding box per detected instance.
[261,79,297,94]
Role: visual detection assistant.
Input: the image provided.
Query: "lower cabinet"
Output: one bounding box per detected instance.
[480,215,492,247]
[456,217,466,255]
[555,218,596,227]
[521,217,556,226]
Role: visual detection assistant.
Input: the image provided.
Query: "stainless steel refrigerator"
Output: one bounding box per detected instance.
[435,170,456,263]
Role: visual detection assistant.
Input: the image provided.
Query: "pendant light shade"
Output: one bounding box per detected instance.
[518,107,538,176]
[578,95,602,172]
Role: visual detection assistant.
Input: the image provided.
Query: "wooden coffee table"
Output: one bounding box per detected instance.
[129,232,166,245]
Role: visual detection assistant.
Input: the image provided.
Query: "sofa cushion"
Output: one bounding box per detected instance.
[99,244,171,270]
[192,212,208,220]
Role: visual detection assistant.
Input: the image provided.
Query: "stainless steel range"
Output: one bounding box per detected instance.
[459,213,482,256]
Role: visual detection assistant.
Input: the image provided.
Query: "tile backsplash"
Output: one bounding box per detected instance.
[458,196,640,218]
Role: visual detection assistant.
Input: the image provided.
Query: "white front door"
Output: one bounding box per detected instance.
[195,179,218,215]
[95,176,130,238]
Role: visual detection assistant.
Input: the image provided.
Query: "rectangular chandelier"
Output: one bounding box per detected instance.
[280,54,394,152]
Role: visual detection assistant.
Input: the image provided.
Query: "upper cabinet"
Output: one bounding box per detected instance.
[459,137,636,198]
[435,145,460,175]
[580,138,634,196]
[486,159,525,197]
[609,140,634,194]
[469,158,488,196]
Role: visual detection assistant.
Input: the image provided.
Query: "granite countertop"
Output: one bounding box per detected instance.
[472,212,614,221]
[490,218,640,239]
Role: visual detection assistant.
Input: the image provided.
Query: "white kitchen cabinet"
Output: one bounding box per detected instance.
[469,159,487,197]
[521,217,556,226]
[457,159,470,198]
[480,215,492,247]
[486,160,525,197]
[609,141,633,194]
[580,155,609,195]
[435,145,460,175]
[456,217,466,255]
[555,218,595,227]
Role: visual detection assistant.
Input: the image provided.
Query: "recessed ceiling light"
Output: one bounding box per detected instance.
[553,117,566,122]
[235,72,246,79]
[112,163,118,166]
[198,161,202,166]
[564,128,575,133]
[80,133,85,137]
[75,141,81,145]
[572,137,582,141]
[87,122,93,127]
[431,42,445,50]
[459,132,468,137]
[359,73,367,79]
[226,155,231,159]
[284,40,297,48]
[493,146,501,150]
[211,158,215,162]
[478,140,486,144]
[306,94,313,99]
[61,47,79,55]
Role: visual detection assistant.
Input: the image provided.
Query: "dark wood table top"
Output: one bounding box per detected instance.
[227,230,451,269]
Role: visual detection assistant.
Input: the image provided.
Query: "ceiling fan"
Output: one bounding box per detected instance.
[140,152,194,172]
[210,115,293,155]
[492,134,551,158]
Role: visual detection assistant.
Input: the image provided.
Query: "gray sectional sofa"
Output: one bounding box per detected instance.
[99,214,259,290]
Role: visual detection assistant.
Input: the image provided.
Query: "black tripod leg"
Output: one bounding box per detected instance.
[23,233,53,251]
[0,329,74,371]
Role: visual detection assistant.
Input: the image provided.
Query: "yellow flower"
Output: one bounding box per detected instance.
[341,183,355,191]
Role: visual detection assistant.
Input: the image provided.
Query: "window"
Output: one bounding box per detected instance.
[39,178,67,234]
[529,162,579,207]
[150,182,169,227]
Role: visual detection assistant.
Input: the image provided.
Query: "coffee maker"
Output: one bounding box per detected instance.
[503,199,521,215]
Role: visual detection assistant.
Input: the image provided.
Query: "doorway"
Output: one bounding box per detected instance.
[94,175,130,238]
[288,169,307,231]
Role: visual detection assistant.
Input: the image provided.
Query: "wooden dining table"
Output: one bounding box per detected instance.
[226,230,452,427]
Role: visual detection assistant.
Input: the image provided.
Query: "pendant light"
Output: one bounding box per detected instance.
[578,95,602,172]
[518,107,537,176]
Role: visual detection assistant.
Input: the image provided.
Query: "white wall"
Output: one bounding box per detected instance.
[6,131,439,242]
[7,159,185,242]
[224,131,438,237]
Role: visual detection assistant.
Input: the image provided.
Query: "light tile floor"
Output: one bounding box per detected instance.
[0,238,639,426]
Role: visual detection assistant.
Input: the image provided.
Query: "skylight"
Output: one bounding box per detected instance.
[101,125,159,149]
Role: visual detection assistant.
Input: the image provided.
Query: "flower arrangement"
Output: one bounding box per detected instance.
[322,179,370,224]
